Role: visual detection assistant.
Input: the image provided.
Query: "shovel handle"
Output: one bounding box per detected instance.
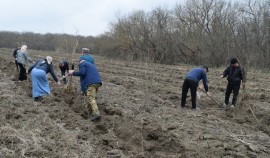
[201,89,222,107]
[59,74,69,81]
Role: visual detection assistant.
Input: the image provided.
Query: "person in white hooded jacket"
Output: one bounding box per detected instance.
[16,45,34,81]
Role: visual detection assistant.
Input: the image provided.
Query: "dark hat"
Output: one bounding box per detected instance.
[203,66,209,72]
[59,61,64,66]
[230,58,238,64]
[79,56,86,61]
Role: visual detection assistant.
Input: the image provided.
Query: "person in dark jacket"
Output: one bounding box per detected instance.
[220,58,246,108]
[13,46,20,71]
[181,66,210,110]
[68,56,102,122]
[59,60,74,84]
[28,56,60,101]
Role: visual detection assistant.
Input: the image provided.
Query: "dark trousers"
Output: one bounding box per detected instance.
[225,82,241,105]
[15,60,19,71]
[18,63,27,81]
[61,71,67,84]
[181,78,198,109]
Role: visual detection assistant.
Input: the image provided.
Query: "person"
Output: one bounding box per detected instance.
[220,58,246,109]
[68,56,102,122]
[59,60,74,84]
[181,66,210,110]
[28,56,60,101]
[13,46,20,71]
[16,45,34,81]
[81,48,94,65]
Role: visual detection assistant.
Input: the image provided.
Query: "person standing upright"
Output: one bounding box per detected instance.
[181,66,210,110]
[16,45,34,81]
[220,58,246,109]
[13,46,20,71]
[81,48,94,65]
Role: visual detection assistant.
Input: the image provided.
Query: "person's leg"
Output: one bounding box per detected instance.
[18,63,25,81]
[15,60,19,71]
[21,65,27,80]
[181,79,189,107]
[189,80,198,109]
[225,83,233,105]
[87,85,100,116]
[232,82,241,106]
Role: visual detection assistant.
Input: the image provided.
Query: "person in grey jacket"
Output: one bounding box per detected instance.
[16,45,34,81]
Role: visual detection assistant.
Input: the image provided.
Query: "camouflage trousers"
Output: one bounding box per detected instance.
[86,84,101,115]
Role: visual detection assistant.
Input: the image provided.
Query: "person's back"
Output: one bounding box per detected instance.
[16,45,33,64]
[80,61,100,87]
[28,58,58,82]
[83,54,94,65]
[224,65,244,83]
[186,68,206,83]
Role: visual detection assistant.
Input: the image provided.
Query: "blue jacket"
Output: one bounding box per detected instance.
[82,54,94,65]
[28,59,58,82]
[72,61,101,92]
[186,67,208,92]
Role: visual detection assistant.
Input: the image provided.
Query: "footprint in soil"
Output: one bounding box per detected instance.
[5,113,22,120]
[104,106,123,116]
[94,124,108,134]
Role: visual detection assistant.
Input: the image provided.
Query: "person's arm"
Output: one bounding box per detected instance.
[48,64,58,82]
[202,72,209,92]
[72,64,85,76]
[25,52,33,63]
[60,69,65,77]
[71,63,74,70]
[66,62,70,71]
[28,60,39,73]
[240,67,246,83]
[221,67,229,78]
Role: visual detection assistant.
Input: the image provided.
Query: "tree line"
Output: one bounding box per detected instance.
[0,0,269,69]
[0,31,96,54]
[105,0,270,69]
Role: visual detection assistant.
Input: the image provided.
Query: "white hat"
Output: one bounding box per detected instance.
[21,45,27,52]
[46,56,53,64]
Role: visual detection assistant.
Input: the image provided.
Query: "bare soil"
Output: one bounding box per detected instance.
[0,48,269,157]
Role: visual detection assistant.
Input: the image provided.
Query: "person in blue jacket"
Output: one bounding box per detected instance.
[81,48,94,65]
[68,56,102,122]
[181,66,210,110]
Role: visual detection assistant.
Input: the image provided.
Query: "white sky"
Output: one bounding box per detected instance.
[0,0,183,37]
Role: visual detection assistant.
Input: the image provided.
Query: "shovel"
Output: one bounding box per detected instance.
[200,88,222,107]
[59,74,70,81]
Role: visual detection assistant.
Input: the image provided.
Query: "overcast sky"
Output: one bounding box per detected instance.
[0,0,184,37]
